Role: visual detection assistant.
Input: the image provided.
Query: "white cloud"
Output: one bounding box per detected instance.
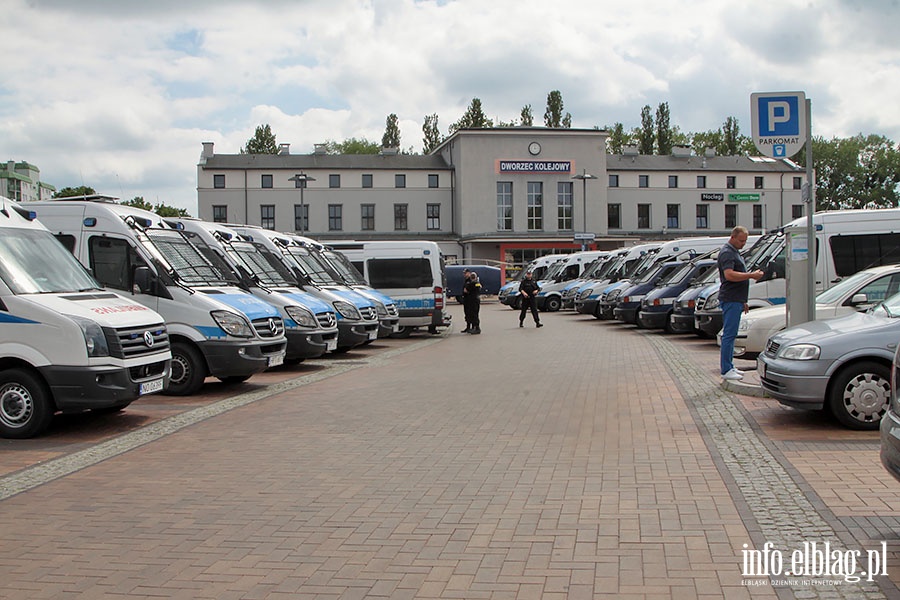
[1,0,899,214]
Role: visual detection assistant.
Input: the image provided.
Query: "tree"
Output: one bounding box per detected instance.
[605,122,633,154]
[690,129,723,157]
[323,138,381,154]
[638,105,655,155]
[242,124,278,154]
[382,113,401,148]
[54,185,96,198]
[120,196,190,217]
[422,114,442,154]
[656,102,673,156]
[449,98,492,132]
[520,105,533,126]
[722,116,741,156]
[543,90,572,128]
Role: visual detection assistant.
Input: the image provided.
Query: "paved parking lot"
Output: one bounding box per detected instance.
[2,299,900,599]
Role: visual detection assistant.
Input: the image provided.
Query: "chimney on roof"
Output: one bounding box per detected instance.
[278,143,291,155]
[313,143,327,155]
[672,145,691,158]
[704,147,716,157]
[200,142,215,161]
[381,147,399,155]
[622,145,639,156]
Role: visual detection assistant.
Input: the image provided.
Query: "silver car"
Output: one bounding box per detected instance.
[758,293,900,430]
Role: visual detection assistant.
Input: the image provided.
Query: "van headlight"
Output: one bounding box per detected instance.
[211,310,253,337]
[285,306,317,328]
[69,315,110,357]
[737,318,753,332]
[779,344,820,360]
[333,300,361,320]
[704,292,720,310]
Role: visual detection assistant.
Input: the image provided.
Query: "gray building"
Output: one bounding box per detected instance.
[197,128,805,267]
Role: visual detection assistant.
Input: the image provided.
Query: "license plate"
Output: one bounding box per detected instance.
[268,353,284,368]
[392,323,400,332]
[326,338,337,352]
[368,330,378,341]
[140,378,164,395]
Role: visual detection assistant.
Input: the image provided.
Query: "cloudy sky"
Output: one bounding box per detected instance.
[2,0,898,214]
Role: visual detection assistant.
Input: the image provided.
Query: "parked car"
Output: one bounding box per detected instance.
[637,258,717,331]
[880,344,900,482]
[669,264,720,334]
[758,293,900,430]
[728,264,900,360]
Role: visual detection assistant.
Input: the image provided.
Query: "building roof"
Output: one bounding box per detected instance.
[606,153,803,173]
[201,152,450,171]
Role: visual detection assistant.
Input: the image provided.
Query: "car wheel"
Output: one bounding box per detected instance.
[828,361,890,430]
[167,342,208,396]
[391,326,412,339]
[545,296,561,312]
[0,368,54,439]
[663,311,676,333]
[512,297,522,310]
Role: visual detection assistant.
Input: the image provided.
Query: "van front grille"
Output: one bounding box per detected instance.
[104,323,169,359]
[252,317,285,338]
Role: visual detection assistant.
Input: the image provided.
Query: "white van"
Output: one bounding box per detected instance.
[327,241,448,337]
[31,199,287,396]
[164,219,340,363]
[0,200,171,438]
[534,250,610,311]
[498,254,569,309]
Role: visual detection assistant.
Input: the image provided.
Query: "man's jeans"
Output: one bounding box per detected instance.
[720,301,743,375]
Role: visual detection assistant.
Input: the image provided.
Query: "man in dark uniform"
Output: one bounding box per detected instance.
[518,271,543,328]
[718,226,764,380]
[463,269,482,334]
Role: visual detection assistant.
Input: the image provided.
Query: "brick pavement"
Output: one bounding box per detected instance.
[0,300,898,598]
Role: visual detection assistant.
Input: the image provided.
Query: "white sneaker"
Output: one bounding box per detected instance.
[732,368,745,375]
[722,369,744,381]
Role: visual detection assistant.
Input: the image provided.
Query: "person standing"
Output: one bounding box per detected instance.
[463,269,482,334]
[718,226,764,380]
[461,268,473,333]
[518,271,543,328]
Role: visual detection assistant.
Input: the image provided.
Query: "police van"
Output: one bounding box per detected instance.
[535,250,611,312]
[31,199,287,396]
[498,254,568,310]
[0,199,171,438]
[327,241,448,337]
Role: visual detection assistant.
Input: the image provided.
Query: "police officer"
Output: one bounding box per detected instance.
[463,269,482,334]
[518,271,543,328]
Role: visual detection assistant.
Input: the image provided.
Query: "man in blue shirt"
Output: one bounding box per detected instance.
[718,226,764,380]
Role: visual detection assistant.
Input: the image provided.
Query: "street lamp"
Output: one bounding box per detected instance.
[289,173,315,234]
[572,169,598,249]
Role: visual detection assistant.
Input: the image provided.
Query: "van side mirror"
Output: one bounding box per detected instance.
[850,293,869,306]
[133,266,155,295]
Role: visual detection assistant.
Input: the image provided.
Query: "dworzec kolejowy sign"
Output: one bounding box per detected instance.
[496,160,573,174]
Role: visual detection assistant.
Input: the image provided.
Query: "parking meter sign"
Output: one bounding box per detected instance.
[751,91,807,158]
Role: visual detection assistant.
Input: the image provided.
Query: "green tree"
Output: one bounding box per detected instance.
[690,129,723,157]
[54,185,96,198]
[520,105,533,126]
[382,113,401,148]
[422,114,442,154]
[323,138,381,154]
[543,90,572,128]
[638,105,655,155]
[449,98,492,132]
[119,196,154,211]
[605,122,633,154]
[120,196,190,217]
[722,116,741,156]
[656,102,673,155]
[242,124,278,154]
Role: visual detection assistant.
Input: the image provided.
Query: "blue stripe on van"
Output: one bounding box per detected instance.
[0,313,39,324]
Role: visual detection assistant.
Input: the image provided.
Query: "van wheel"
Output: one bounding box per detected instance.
[0,368,54,439]
[391,326,412,339]
[663,312,676,333]
[545,296,562,312]
[511,297,521,310]
[828,361,890,430]
[218,375,251,384]
[167,342,207,396]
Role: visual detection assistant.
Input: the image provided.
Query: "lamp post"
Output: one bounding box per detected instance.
[289,173,315,234]
[572,169,598,249]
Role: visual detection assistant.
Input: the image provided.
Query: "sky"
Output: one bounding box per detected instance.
[2,0,899,215]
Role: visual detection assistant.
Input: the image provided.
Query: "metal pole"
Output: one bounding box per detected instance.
[300,183,305,234]
[582,175,587,250]
[805,98,816,322]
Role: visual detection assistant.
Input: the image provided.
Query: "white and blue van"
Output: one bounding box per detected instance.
[31,199,287,396]
[0,198,172,438]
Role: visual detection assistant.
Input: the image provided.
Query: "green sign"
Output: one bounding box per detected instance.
[729,193,760,202]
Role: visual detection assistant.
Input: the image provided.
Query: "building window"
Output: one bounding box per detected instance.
[426,204,440,230]
[362,174,373,188]
[666,204,679,228]
[497,182,512,231]
[793,204,804,219]
[527,182,543,231]
[726,176,736,189]
[753,204,763,229]
[725,204,737,228]
[329,174,341,188]
[213,174,225,189]
[637,204,651,229]
[328,205,342,231]
[361,204,375,231]
[261,205,275,230]
[668,175,678,189]
[394,204,408,230]
[793,176,802,190]
[608,204,621,229]
[395,174,406,188]
[697,175,706,189]
[557,181,573,231]
[754,176,764,189]
[294,204,308,232]
[609,174,619,187]
[261,174,273,189]
[428,174,439,188]
[639,174,649,188]
[212,205,227,223]
[696,204,709,229]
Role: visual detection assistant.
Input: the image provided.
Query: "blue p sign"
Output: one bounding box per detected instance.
[757,96,800,136]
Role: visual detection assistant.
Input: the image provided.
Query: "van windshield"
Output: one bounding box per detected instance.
[0,228,101,294]
[229,241,296,287]
[145,229,230,286]
[323,250,367,286]
[286,247,339,286]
